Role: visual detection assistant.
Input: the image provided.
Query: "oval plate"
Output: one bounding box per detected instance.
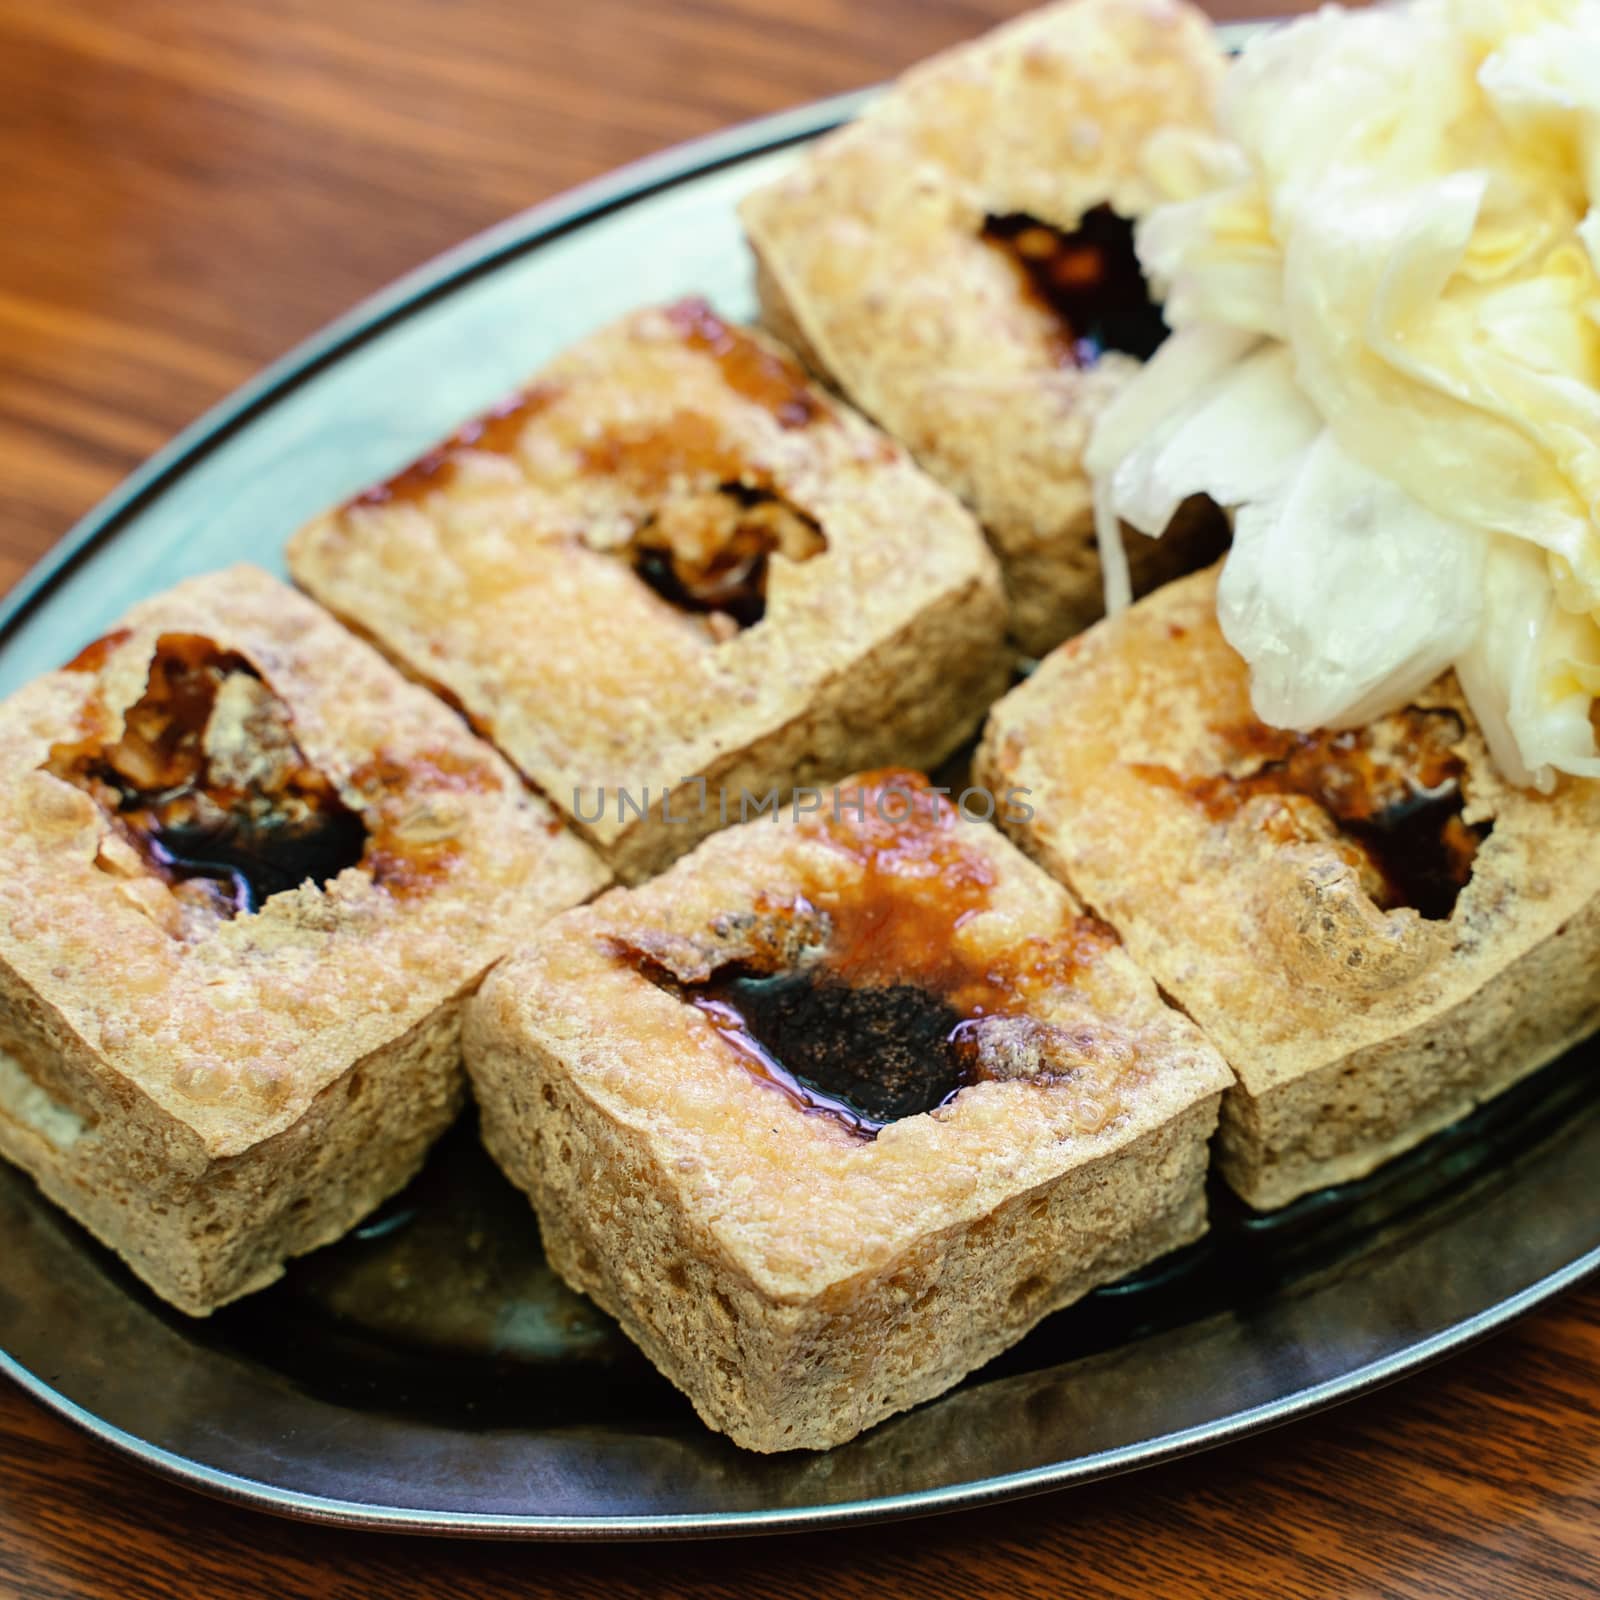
[3,33,1599,1538]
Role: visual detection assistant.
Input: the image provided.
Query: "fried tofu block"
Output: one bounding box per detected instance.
[978,564,1600,1209]
[0,566,607,1314]
[740,0,1229,656]
[289,300,1008,883]
[465,770,1230,1451]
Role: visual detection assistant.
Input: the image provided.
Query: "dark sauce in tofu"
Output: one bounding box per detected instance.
[634,773,1122,1139]
[694,974,970,1134]
[348,299,830,639]
[1136,708,1489,921]
[48,632,368,918]
[983,206,1168,364]
[629,482,827,636]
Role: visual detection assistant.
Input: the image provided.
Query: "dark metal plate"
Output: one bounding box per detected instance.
[3,32,1598,1536]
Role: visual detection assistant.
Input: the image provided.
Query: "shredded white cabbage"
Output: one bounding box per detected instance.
[1089,0,1600,789]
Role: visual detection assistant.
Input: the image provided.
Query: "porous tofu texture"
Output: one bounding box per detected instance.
[978,563,1600,1208]
[0,566,607,1313]
[290,300,1007,882]
[741,0,1228,654]
[466,771,1230,1450]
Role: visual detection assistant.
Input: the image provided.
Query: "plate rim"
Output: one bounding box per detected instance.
[5,22,1597,1540]
[5,1248,1597,1541]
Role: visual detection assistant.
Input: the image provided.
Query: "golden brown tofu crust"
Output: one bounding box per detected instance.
[978,563,1600,1208]
[289,300,1008,882]
[0,566,608,1312]
[740,0,1227,655]
[465,771,1230,1449]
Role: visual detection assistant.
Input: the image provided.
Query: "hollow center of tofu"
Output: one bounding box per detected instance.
[48,632,369,919]
[632,774,1131,1139]
[694,971,971,1133]
[982,206,1168,365]
[1141,707,1491,920]
[627,483,826,639]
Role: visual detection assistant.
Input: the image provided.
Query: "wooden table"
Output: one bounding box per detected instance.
[0,2,1595,1594]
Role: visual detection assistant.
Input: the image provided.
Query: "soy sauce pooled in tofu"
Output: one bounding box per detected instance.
[637,774,1120,1138]
[1138,708,1490,921]
[48,632,368,919]
[629,483,827,636]
[983,205,1169,364]
[695,973,970,1134]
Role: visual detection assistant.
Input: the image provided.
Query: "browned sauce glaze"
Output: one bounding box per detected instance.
[349,747,498,899]
[46,633,368,918]
[346,382,563,509]
[352,745,501,798]
[629,483,826,635]
[1133,709,1490,920]
[61,627,133,674]
[635,772,1119,1138]
[664,296,824,427]
[578,409,749,487]
[983,206,1168,364]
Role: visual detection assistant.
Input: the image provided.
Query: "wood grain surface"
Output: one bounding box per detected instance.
[0,1,1595,1596]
